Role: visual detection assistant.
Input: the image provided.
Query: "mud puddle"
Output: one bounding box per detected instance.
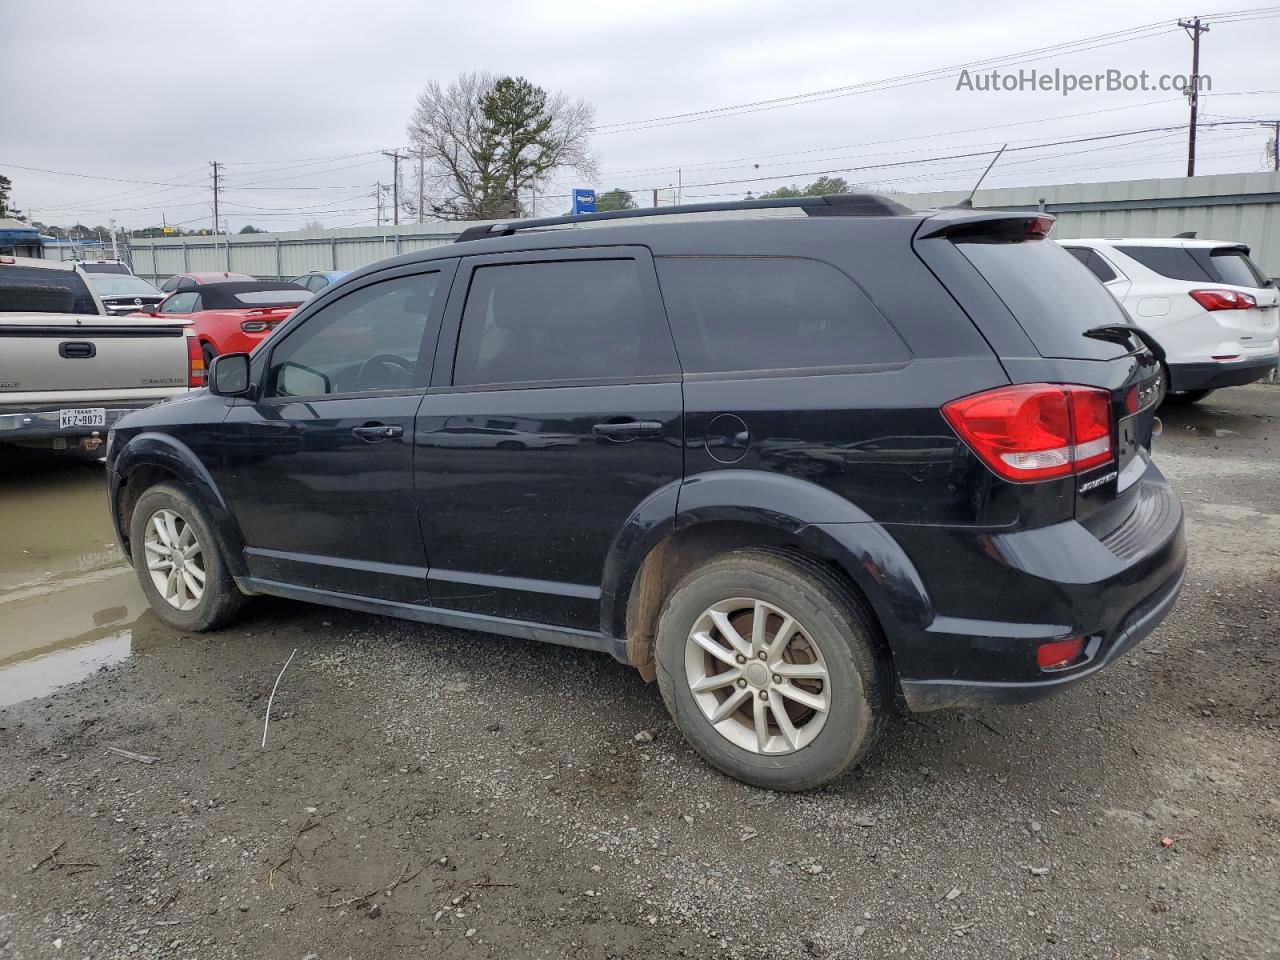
[0,450,172,706]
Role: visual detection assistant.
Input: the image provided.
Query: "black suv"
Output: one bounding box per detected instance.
[106,195,1186,791]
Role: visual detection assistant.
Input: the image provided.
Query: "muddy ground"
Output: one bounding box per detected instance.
[1,385,1277,960]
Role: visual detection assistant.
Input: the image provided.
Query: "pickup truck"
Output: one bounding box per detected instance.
[0,256,203,455]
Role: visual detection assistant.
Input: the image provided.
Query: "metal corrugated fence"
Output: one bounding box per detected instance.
[45,171,1280,281]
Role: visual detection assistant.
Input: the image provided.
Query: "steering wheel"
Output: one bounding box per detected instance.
[356,353,414,390]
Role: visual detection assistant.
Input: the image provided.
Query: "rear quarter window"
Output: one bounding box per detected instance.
[654,256,909,374]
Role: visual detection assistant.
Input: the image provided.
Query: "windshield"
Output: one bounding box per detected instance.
[88,274,161,296]
[955,236,1130,360]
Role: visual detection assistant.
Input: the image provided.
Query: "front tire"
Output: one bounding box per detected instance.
[129,482,244,631]
[654,548,888,791]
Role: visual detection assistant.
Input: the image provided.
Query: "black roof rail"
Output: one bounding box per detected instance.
[453,193,913,243]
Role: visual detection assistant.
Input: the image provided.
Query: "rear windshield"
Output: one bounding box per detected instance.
[233,290,310,307]
[955,237,1129,360]
[1209,248,1270,288]
[79,262,129,275]
[0,267,99,315]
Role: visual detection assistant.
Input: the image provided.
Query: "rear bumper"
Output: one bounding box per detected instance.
[1169,354,1278,392]
[882,462,1186,711]
[900,566,1183,708]
[0,400,165,441]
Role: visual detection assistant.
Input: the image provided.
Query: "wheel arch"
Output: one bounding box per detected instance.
[112,432,248,579]
[601,470,933,682]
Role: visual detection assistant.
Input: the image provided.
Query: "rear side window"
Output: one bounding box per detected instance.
[1115,246,1211,282]
[654,257,909,373]
[453,259,676,386]
[1062,246,1118,283]
[0,267,98,315]
[1209,249,1269,288]
[955,237,1129,360]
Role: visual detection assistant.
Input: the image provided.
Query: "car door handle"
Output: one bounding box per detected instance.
[352,423,403,442]
[592,419,664,440]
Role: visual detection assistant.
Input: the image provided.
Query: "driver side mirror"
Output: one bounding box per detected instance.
[209,352,252,397]
[143,303,159,315]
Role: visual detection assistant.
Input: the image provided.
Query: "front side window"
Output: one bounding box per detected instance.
[452,259,676,386]
[655,256,910,373]
[266,272,440,398]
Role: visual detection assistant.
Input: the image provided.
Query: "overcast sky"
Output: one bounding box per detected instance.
[4,0,1279,232]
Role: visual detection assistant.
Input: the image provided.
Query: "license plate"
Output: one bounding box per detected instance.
[59,407,106,429]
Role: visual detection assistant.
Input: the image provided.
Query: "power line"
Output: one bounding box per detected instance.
[593,6,1280,135]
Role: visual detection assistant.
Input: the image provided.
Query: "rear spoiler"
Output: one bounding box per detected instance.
[916,210,1056,241]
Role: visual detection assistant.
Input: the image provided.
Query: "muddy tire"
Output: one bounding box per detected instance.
[129,482,244,632]
[654,548,888,792]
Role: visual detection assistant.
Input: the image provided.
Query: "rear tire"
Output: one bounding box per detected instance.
[129,482,244,632]
[653,548,888,791]
[202,343,218,369]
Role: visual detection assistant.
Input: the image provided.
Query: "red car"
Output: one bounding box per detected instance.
[143,281,311,366]
[158,271,255,292]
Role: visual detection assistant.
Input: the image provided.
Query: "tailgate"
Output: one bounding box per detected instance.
[0,315,192,394]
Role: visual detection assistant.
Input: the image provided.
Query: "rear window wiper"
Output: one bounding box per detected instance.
[1083,323,1165,363]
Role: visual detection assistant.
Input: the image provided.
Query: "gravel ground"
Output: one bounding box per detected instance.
[1,384,1277,960]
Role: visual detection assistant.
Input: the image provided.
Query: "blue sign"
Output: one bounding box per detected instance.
[572,189,596,214]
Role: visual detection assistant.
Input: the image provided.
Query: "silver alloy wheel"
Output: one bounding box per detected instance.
[143,507,206,611]
[684,597,831,754]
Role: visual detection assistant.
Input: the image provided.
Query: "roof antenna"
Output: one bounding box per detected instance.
[953,144,1008,209]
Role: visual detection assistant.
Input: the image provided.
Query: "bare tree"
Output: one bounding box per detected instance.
[408,72,595,220]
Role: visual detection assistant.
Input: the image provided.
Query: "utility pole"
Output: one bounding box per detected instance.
[374,182,384,227]
[382,150,402,225]
[211,160,221,237]
[109,218,120,260]
[1265,121,1280,172]
[1178,16,1209,177]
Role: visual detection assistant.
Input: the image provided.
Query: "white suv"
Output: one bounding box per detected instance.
[1058,238,1279,403]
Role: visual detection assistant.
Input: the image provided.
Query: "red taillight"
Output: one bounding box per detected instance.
[942,383,1113,482]
[186,336,205,387]
[1037,636,1085,670]
[1189,289,1257,311]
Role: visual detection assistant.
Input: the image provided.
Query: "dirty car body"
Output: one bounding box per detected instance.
[106,195,1186,789]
